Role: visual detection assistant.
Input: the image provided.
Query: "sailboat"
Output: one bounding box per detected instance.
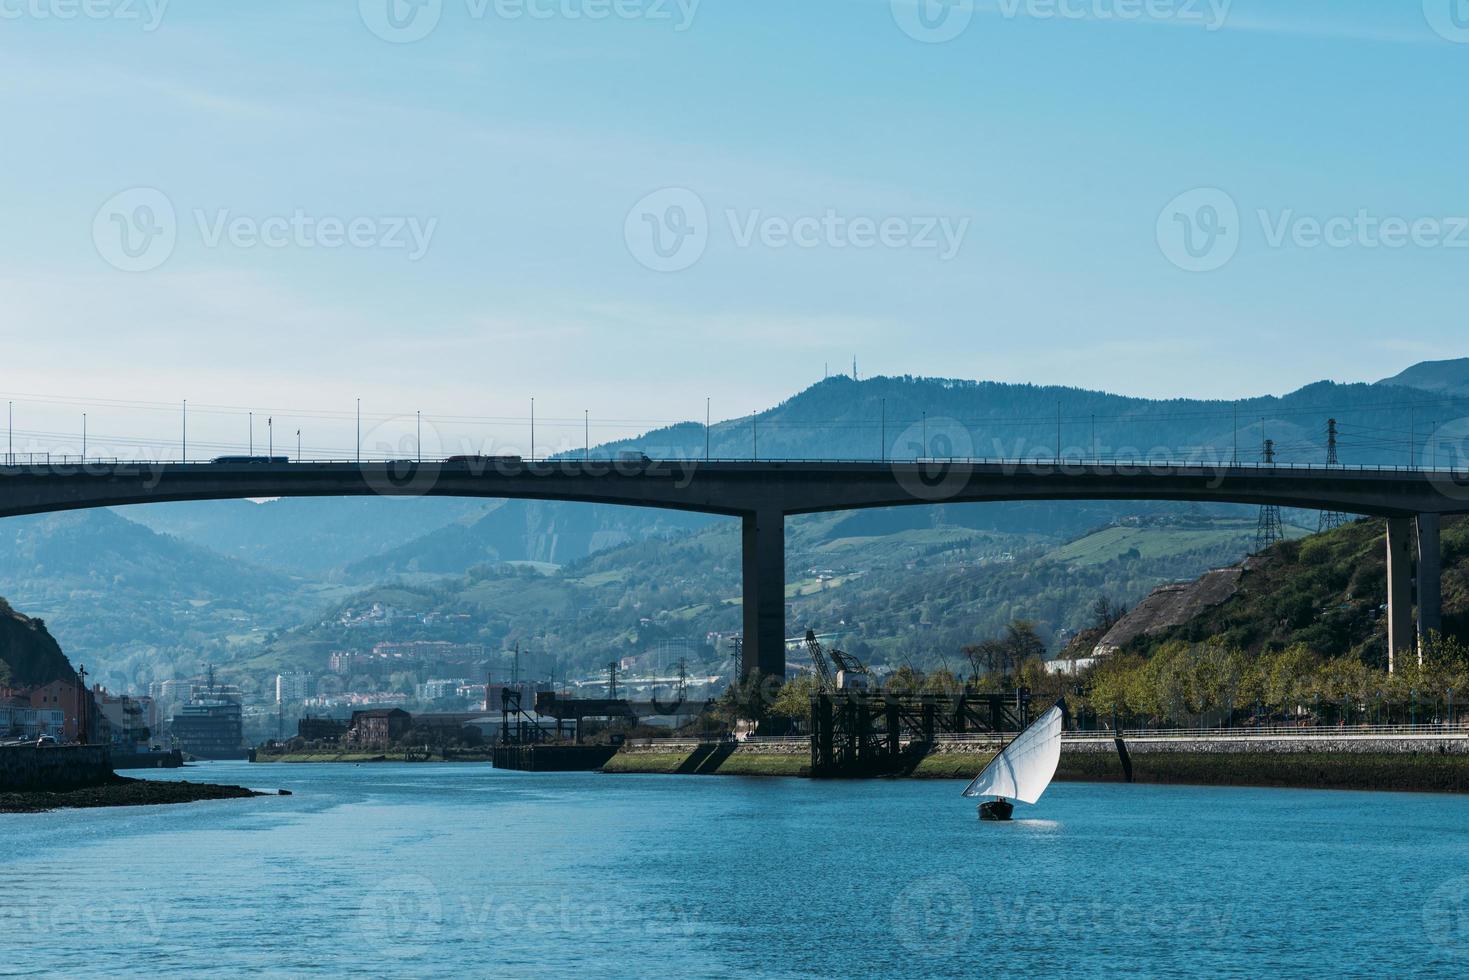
[962,700,1066,821]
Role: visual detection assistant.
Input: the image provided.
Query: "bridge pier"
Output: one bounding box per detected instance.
[740,509,787,684]
[1417,513,1442,653]
[1386,518,1414,673]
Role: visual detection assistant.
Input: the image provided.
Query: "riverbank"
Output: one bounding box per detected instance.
[604,735,1469,792]
[0,775,265,813]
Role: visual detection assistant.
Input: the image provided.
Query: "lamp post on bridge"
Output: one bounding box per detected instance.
[182,399,187,463]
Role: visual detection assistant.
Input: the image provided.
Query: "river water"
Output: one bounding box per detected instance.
[2,763,1467,977]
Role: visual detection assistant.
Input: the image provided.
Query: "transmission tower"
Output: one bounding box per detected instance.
[606,660,619,700]
[1255,438,1285,553]
[1318,418,1348,533]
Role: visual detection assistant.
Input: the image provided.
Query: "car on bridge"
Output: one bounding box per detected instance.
[444,455,523,464]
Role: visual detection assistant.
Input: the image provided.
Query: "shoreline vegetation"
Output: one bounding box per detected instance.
[0,775,266,814]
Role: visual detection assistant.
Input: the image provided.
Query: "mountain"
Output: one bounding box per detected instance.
[0,510,322,693]
[1377,358,1469,398]
[242,507,1295,681]
[342,501,713,580]
[120,362,1469,581]
[0,596,77,689]
[118,496,487,577]
[594,371,1468,467]
[11,358,1468,694]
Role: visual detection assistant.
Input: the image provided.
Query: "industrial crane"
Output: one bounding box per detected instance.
[804,630,871,693]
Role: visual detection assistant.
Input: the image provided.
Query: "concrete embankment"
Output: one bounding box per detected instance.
[603,740,812,776]
[605,734,1469,793]
[0,745,113,792]
[1057,734,1469,793]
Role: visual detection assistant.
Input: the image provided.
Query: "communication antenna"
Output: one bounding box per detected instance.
[1255,437,1284,552]
[1318,419,1348,532]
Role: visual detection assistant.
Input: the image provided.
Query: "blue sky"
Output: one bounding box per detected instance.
[1,0,1466,458]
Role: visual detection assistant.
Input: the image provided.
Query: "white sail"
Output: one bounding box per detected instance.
[961,704,1064,805]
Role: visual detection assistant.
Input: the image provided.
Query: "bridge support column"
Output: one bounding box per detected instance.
[1386,517,1414,674]
[740,509,786,685]
[1417,513,1442,655]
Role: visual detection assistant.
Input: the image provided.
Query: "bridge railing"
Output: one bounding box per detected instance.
[2,453,1467,475]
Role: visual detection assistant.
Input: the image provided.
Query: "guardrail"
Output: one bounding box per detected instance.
[630,726,1469,748]
[0,454,1467,475]
[1067,724,1469,740]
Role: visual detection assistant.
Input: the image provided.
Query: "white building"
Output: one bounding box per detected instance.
[275,672,313,704]
[416,679,467,702]
[1,702,65,739]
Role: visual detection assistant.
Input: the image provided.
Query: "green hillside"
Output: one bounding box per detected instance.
[0,596,77,690]
[0,510,329,694]
[1046,516,1312,566]
[1122,517,1469,668]
[241,505,1266,680]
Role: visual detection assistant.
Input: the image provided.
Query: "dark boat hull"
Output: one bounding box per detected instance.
[978,799,1014,821]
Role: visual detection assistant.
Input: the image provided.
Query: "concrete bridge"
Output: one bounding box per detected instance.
[2,457,1466,677]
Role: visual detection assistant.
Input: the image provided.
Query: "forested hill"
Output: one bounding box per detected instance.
[0,596,76,689]
[1117,517,1468,668]
[596,360,1469,466]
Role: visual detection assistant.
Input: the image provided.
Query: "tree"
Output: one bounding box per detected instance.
[769,673,818,724]
[1005,621,1047,665]
[1091,595,1125,631]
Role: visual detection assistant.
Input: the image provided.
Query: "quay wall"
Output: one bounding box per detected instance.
[0,745,113,791]
[604,735,1469,792]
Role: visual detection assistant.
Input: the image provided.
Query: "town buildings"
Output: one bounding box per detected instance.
[346,707,411,747]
